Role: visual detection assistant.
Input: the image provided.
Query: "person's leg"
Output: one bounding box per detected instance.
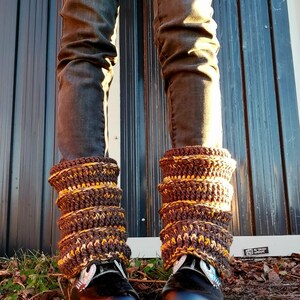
[153,1,236,299]
[49,1,138,299]
[57,0,118,159]
[154,0,222,149]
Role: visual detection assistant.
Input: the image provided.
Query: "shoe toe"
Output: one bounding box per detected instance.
[71,284,137,300]
[70,271,139,300]
[164,291,218,300]
[162,269,223,300]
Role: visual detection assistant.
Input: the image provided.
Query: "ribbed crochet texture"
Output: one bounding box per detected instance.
[49,157,131,278]
[158,146,236,276]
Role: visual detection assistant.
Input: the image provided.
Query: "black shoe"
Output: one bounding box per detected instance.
[161,255,223,300]
[69,260,140,300]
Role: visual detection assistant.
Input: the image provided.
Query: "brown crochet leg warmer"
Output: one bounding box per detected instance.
[158,146,236,276]
[48,157,131,279]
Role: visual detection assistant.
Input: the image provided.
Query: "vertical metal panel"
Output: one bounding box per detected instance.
[8,0,51,252]
[41,0,61,252]
[0,0,19,253]
[270,0,300,234]
[214,0,254,236]
[239,0,289,235]
[142,1,171,237]
[50,0,62,253]
[119,0,148,237]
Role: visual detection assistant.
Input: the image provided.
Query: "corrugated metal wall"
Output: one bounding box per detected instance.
[120,0,300,237]
[0,0,299,256]
[0,0,60,255]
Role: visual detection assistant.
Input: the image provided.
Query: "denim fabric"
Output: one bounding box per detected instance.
[154,0,222,148]
[57,0,119,160]
[57,0,222,160]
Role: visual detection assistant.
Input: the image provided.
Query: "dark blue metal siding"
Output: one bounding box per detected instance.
[119,0,148,237]
[214,0,254,235]
[42,0,61,253]
[237,0,288,235]
[120,0,300,237]
[270,0,300,235]
[0,0,59,254]
[9,0,49,251]
[0,0,19,253]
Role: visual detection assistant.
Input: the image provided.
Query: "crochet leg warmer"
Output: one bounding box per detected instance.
[158,146,236,276]
[48,157,131,279]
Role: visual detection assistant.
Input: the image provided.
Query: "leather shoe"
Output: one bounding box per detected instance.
[161,255,223,300]
[69,260,139,300]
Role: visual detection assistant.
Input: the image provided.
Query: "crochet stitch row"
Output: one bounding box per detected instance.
[158,177,233,207]
[49,161,119,192]
[160,201,232,228]
[57,227,130,278]
[56,183,122,214]
[58,205,126,236]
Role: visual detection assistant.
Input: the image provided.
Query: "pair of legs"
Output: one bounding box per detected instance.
[49,0,236,299]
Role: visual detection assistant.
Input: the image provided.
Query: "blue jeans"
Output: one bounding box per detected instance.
[57,0,222,160]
